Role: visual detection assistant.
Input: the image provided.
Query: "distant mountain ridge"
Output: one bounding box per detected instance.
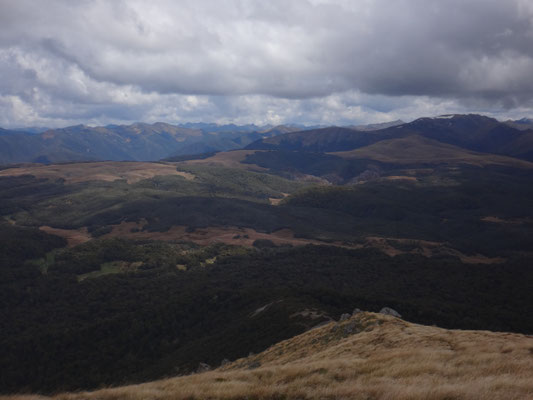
[348,119,404,131]
[247,114,533,161]
[504,117,533,131]
[3,114,533,165]
[0,122,297,165]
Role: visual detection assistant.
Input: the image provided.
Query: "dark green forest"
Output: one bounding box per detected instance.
[1,224,532,393]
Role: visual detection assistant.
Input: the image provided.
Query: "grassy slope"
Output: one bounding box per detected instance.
[331,135,533,168]
[0,163,310,229]
[6,312,532,400]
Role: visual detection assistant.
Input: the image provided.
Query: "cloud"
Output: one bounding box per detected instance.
[0,0,532,127]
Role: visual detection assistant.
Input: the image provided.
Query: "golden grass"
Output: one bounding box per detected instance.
[4,313,533,400]
[0,162,195,184]
[331,135,533,169]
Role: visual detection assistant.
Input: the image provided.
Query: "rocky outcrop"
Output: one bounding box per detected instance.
[339,313,351,321]
[379,307,401,318]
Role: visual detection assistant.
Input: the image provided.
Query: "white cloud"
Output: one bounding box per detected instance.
[0,0,532,127]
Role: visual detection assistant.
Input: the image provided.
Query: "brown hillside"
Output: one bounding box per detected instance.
[5,312,532,400]
[331,135,533,168]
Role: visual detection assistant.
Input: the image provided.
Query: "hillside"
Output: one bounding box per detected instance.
[5,312,532,400]
[331,135,533,168]
[504,118,533,131]
[246,126,390,152]
[247,114,533,161]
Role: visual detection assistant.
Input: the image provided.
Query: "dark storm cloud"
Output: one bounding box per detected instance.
[0,0,532,126]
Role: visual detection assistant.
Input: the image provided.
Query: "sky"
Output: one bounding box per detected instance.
[1,0,533,128]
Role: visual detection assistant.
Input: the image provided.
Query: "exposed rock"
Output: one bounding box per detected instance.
[250,302,273,317]
[352,308,362,315]
[220,358,230,366]
[339,313,351,321]
[196,362,211,373]
[379,307,401,318]
[343,321,358,335]
[348,168,381,184]
[291,308,330,320]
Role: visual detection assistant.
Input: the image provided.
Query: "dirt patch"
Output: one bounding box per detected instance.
[383,175,418,182]
[364,236,505,264]
[0,161,194,184]
[269,193,288,205]
[481,216,532,225]
[43,220,504,264]
[102,223,503,264]
[39,226,92,247]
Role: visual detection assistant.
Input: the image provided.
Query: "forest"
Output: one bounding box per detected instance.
[1,224,532,393]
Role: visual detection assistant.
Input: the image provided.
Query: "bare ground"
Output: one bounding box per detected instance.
[39,226,92,247]
[269,192,288,205]
[382,175,418,182]
[101,221,344,248]
[363,236,505,264]
[39,220,504,264]
[482,216,533,225]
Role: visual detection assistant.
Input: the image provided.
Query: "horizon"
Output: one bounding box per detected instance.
[2,112,531,132]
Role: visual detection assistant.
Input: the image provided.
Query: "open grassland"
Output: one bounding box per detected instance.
[0,161,195,184]
[331,135,533,168]
[5,313,532,400]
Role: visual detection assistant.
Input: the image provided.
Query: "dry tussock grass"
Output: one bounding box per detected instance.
[3,313,533,400]
[0,162,194,184]
[331,135,533,169]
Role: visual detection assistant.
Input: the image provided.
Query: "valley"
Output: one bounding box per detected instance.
[1,114,533,396]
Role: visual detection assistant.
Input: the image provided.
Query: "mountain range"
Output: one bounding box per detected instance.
[0,123,296,164]
[3,114,531,165]
[247,114,533,161]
